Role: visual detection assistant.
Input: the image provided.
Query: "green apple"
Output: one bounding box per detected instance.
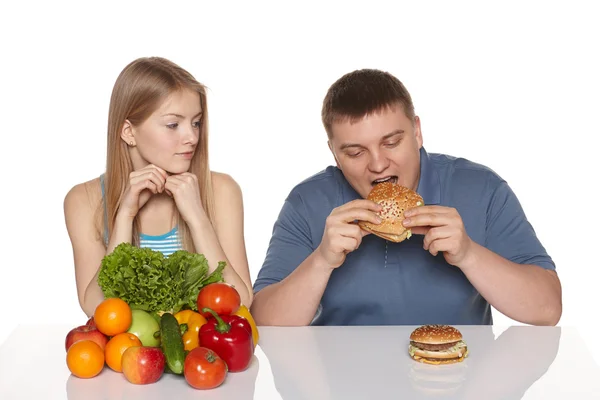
[127,309,161,347]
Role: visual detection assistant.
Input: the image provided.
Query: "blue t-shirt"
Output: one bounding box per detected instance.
[253,147,555,325]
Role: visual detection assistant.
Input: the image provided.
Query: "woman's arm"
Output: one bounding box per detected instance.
[182,172,253,307]
[211,172,254,306]
[64,180,134,317]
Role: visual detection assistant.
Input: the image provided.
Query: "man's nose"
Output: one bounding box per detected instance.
[368,151,390,174]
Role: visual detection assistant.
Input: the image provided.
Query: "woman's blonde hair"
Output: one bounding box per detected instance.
[101,56,215,252]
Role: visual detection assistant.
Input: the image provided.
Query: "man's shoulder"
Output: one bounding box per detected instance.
[430,151,505,186]
[293,165,340,187]
[430,151,498,174]
[282,166,345,215]
[288,166,342,197]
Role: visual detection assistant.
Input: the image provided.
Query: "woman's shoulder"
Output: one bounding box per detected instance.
[64,176,103,214]
[210,171,242,198]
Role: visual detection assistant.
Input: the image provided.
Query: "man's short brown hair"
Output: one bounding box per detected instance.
[321,69,415,139]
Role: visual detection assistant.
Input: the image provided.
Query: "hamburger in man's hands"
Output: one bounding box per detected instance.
[409,325,469,365]
[358,182,424,243]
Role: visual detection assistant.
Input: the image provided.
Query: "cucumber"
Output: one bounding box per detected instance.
[160,312,186,374]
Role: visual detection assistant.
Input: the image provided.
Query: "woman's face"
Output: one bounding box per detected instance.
[126,88,202,174]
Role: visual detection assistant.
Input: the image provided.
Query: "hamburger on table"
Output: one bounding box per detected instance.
[409,325,469,365]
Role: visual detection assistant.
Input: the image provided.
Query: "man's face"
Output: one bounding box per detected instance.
[328,104,423,199]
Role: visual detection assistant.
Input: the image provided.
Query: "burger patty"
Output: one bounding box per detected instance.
[411,341,459,351]
[422,356,460,362]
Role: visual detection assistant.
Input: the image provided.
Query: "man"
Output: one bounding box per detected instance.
[250,69,562,326]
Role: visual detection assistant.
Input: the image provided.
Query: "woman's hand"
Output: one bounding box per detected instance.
[165,172,205,224]
[118,164,168,219]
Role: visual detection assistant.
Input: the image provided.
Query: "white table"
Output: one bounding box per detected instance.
[1,324,599,399]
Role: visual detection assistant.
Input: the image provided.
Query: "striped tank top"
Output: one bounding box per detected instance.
[100,174,183,256]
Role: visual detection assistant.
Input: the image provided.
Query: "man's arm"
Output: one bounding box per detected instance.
[403,180,562,326]
[472,179,562,325]
[459,243,561,326]
[251,251,334,326]
[251,194,381,326]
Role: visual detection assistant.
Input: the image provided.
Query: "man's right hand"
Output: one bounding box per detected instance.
[118,164,168,219]
[316,199,382,270]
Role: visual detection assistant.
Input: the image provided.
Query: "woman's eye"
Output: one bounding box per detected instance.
[167,123,179,129]
[192,121,201,128]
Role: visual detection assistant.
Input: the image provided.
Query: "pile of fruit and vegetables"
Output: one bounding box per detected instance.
[64,243,259,390]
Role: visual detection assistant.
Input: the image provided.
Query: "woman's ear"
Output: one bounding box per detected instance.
[120,120,136,146]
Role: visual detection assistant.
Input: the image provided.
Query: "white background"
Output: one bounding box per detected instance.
[1,0,598,367]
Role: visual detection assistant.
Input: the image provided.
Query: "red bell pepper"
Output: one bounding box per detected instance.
[198,307,254,372]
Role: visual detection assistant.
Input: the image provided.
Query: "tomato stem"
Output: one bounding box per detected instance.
[205,351,216,363]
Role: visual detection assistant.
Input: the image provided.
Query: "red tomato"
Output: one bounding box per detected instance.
[184,347,228,390]
[197,283,241,317]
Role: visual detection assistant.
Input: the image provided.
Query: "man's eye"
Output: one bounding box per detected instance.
[384,141,400,148]
[347,151,363,158]
[167,123,178,129]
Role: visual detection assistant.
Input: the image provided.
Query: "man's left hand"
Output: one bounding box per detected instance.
[402,205,474,268]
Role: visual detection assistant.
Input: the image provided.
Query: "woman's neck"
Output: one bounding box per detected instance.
[137,194,177,235]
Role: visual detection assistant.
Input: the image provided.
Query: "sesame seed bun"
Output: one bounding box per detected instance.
[358,182,424,243]
[410,325,463,345]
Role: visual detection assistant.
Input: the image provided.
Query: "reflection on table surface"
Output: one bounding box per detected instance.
[65,356,260,400]
[1,324,600,399]
[258,325,600,400]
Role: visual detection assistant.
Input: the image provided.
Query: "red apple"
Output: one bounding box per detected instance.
[121,346,165,385]
[65,325,108,352]
[86,317,96,328]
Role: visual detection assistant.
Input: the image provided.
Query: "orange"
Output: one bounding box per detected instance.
[104,332,142,372]
[67,340,105,379]
[94,298,132,336]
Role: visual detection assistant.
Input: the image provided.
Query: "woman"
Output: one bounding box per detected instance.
[64,57,253,317]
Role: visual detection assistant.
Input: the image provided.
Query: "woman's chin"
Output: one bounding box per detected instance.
[166,170,186,176]
[164,166,190,176]
[145,159,191,176]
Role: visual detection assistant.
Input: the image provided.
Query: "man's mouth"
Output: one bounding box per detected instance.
[371,176,398,186]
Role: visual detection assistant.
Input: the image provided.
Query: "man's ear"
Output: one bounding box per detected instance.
[328,140,341,168]
[413,115,423,149]
[120,120,136,146]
